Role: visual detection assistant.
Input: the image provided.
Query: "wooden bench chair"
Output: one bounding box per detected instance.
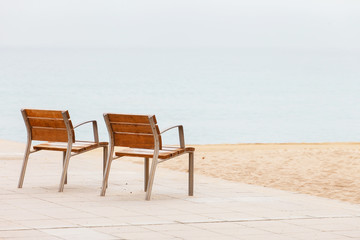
[18,109,108,192]
[100,113,195,200]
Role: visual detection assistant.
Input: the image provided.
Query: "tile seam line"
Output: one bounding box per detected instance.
[1,215,359,232]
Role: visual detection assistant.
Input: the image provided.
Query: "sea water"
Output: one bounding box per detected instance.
[0,47,359,144]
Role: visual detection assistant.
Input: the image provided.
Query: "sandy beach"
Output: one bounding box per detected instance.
[130,143,360,204]
[2,139,360,204]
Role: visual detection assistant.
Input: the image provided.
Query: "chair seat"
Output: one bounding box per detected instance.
[115,146,195,160]
[33,141,108,153]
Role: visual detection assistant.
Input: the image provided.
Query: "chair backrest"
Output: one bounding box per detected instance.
[104,113,162,149]
[22,109,75,142]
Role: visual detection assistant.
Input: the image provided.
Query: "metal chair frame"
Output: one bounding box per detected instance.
[18,109,108,192]
[100,114,194,201]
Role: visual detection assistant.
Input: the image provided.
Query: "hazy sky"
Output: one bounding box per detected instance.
[0,0,359,49]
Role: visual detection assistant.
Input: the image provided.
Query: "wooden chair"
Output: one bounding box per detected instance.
[18,109,108,192]
[100,113,195,200]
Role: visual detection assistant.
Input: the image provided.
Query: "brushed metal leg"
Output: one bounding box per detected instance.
[59,150,71,192]
[144,158,149,192]
[63,151,67,184]
[189,152,194,196]
[145,158,158,201]
[101,153,113,196]
[103,146,108,188]
[18,142,31,188]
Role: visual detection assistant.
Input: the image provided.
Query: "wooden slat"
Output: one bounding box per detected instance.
[115,146,194,159]
[25,109,68,119]
[28,117,67,128]
[107,114,156,124]
[111,123,159,134]
[33,141,108,153]
[114,132,161,149]
[31,127,74,142]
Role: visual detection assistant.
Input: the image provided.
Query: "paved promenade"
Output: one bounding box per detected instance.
[1,143,360,239]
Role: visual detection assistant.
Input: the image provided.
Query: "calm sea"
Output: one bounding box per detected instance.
[1,47,359,144]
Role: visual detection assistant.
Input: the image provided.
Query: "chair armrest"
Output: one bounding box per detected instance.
[160,125,185,148]
[74,120,99,143]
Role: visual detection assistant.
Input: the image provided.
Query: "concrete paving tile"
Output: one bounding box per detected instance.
[190,222,271,238]
[15,219,77,229]
[7,237,62,240]
[141,222,203,232]
[239,220,318,234]
[159,228,240,239]
[52,200,130,210]
[164,206,226,216]
[199,212,264,221]
[31,195,91,203]
[40,227,116,240]
[109,215,174,225]
[234,234,298,240]
[39,208,100,219]
[2,197,61,208]
[306,223,360,232]
[0,204,18,214]
[99,192,154,201]
[284,217,360,231]
[0,221,28,231]
[112,231,177,240]
[61,217,122,227]
[169,204,233,215]
[284,232,355,240]
[0,193,25,200]
[250,211,311,220]
[191,222,273,236]
[1,209,52,221]
[93,225,150,234]
[137,208,193,217]
[242,209,310,220]
[0,229,50,238]
[142,201,195,211]
[331,231,360,238]
[305,210,358,218]
[193,222,249,229]
[80,206,139,218]
[97,203,163,214]
[161,213,220,223]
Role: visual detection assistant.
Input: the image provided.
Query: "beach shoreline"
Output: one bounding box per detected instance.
[1,139,359,204]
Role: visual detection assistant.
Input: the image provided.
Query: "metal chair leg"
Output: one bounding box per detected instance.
[145,157,158,201]
[103,146,107,176]
[144,158,149,192]
[62,151,67,184]
[59,150,71,192]
[101,156,113,196]
[103,146,108,188]
[189,152,194,196]
[18,142,31,188]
